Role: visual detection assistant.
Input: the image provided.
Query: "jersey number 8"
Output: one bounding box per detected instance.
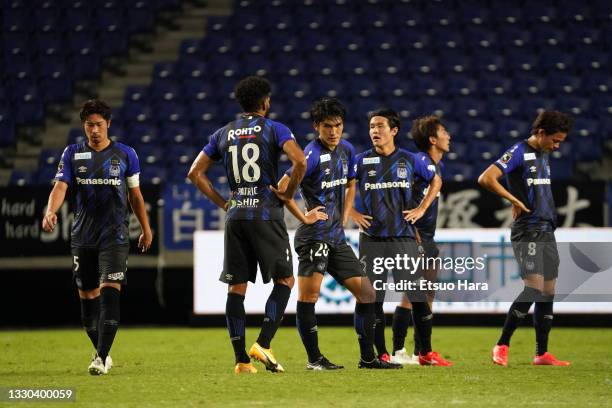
[229,143,260,183]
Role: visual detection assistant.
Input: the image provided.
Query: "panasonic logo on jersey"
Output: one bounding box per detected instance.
[365,180,410,191]
[527,178,550,186]
[76,177,122,186]
[321,178,347,189]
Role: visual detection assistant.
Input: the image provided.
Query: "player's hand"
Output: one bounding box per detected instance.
[269,184,292,202]
[138,229,153,253]
[403,207,425,224]
[42,212,57,232]
[351,209,372,230]
[304,206,328,224]
[511,199,530,219]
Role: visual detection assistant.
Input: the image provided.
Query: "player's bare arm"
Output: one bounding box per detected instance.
[277,174,327,225]
[403,174,442,224]
[342,178,357,226]
[188,151,229,211]
[478,164,530,218]
[127,186,153,253]
[345,178,373,229]
[270,139,306,201]
[42,180,68,232]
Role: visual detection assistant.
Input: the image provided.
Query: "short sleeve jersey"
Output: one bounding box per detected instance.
[412,152,443,240]
[355,148,434,239]
[54,141,140,249]
[493,140,556,231]
[202,114,295,221]
[294,138,357,246]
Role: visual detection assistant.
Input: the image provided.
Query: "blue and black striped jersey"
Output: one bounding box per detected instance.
[493,140,556,232]
[203,114,295,221]
[412,152,443,241]
[55,141,141,249]
[294,138,357,246]
[355,148,434,239]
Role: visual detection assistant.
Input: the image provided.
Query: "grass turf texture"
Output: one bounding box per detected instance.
[1,327,611,407]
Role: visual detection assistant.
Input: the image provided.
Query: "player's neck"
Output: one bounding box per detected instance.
[527,135,542,151]
[374,144,395,156]
[243,110,266,117]
[88,138,111,152]
[428,147,443,164]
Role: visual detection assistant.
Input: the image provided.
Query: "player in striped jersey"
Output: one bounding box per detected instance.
[188,76,306,374]
[351,109,451,366]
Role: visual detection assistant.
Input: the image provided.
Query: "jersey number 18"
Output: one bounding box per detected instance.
[228,143,260,183]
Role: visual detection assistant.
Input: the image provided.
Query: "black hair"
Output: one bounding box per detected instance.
[234,76,271,112]
[411,115,444,151]
[531,110,573,135]
[80,99,112,122]
[368,108,401,131]
[309,97,346,124]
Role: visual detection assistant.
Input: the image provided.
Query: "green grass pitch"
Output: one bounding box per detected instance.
[1,327,611,407]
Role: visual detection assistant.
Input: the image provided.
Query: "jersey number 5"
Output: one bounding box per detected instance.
[228,143,260,183]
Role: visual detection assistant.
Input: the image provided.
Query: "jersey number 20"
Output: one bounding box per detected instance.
[229,143,260,183]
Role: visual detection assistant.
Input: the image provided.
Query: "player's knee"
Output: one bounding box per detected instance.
[298,290,319,303]
[274,275,295,289]
[356,280,376,303]
[79,288,100,300]
[228,283,247,296]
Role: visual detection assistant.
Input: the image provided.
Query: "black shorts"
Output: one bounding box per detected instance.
[220,219,293,285]
[511,229,560,280]
[418,238,440,259]
[296,241,364,283]
[71,245,129,291]
[359,234,422,301]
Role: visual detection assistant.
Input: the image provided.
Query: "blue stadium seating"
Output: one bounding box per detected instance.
[3,0,608,184]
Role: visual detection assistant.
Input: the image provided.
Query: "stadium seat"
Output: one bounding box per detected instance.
[462,120,495,140]
[443,162,474,181]
[497,119,529,141]
[438,51,471,74]
[558,97,591,117]
[447,75,478,97]
[471,51,505,75]
[454,97,487,119]
[479,74,513,96]
[10,169,34,186]
[521,97,556,118]
[547,73,582,95]
[513,74,547,96]
[444,141,467,162]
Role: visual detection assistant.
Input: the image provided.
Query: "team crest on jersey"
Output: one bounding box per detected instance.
[397,162,407,179]
[109,159,120,177]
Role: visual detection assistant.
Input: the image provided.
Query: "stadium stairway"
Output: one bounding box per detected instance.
[0,0,233,186]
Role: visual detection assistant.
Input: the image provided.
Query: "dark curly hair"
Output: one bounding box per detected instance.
[368,108,401,132]
[234,76,271,112]
[531,110,573,135]
[411,115,443,151]
[79,99,112,122]
[310,97,346,124]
